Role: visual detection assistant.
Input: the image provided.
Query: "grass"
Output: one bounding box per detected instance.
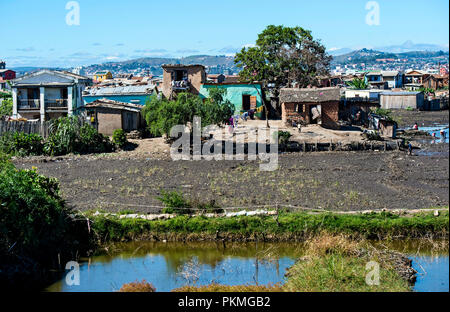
[89,210,449,243]
[282,234,411,292]
[173,284,284,292]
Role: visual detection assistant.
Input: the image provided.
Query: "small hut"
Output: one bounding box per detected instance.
[280,87,341,129]
[81,99,143,136]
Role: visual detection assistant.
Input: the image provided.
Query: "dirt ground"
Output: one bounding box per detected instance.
[391,110,449,127]
[210,120,365,144]
[14,148,448,214]
[12,110,449,214]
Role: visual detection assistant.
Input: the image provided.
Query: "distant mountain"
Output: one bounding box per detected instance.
[327,48,353,56]
[331,48,449,65]
[375,41,449,53]
[83,55,237,75]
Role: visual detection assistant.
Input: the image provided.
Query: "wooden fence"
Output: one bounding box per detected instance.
[0,121,50,138]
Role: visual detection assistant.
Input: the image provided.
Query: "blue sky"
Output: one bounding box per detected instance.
[1,0,449,67]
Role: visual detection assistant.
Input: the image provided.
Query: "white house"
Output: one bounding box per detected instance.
[11,70,92,122]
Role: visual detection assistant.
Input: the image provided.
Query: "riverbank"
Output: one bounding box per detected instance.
[89,210,449,244]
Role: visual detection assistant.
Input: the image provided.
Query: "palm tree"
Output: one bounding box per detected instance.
[347,78,369,90]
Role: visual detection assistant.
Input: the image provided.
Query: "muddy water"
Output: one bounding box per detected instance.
[46,240,448,292]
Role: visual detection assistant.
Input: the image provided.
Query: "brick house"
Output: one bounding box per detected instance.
[280,87,341,129]
[161,64,206,99]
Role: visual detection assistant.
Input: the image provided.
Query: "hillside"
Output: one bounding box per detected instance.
[331,48,448,65]
[83,55,236,76]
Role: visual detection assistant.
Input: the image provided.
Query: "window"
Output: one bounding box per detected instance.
[174,70,186,81]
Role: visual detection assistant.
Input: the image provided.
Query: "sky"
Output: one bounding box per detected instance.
[1,0,449,68]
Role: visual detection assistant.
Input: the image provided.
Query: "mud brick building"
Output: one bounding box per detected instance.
[280,87,341,129]
[161,64,206,99]
[81,99,143,136]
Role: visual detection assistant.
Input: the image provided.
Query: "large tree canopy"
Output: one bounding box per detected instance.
[235,25,331,91]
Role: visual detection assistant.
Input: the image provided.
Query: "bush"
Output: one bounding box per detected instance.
[0,132,44,156]
[0,158,90,288]
[79,124,113,154]
[112,129,128,148]
[274,131,292,145]
[157,190,225,215]
[158,190,192,215]
[142,90,235,138]
[0,98,13,118]
[44,117,113,156]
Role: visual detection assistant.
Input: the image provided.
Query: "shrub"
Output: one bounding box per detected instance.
[119,280,156,292]
[0,132,44,156]
[158,190,192,215]
[157,190,225,215]
[0,97,13,118]
[274,131,292,145]
[0,158,90,288]
[142,90,234,138]
[44,117,113,156]
[79,124,113,154]
[112,129,128,148]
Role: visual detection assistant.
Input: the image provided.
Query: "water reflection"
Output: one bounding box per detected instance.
[46,240,448,292]
[46,242,304,292]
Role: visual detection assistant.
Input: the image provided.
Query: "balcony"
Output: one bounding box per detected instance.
[45,99,68,109]
[171,80,191,92]
[18,99,40,110]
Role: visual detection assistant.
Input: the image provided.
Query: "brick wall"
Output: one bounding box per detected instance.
[321,101,339,129]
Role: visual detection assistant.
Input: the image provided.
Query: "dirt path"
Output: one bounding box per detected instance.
[14,148,449,214]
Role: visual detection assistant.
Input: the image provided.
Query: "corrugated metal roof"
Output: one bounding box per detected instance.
[381,91,422,95]
[85,85,156,96]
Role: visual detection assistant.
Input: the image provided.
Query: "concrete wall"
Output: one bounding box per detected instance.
[96,109,122,136]
[345,89,382,100]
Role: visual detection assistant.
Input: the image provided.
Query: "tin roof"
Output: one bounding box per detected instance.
[280,87,341,103]
[84,85,156,96]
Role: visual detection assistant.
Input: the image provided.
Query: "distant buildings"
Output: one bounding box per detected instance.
[93,71,113,82]
[404,70,428,90]
[0,60,16,91]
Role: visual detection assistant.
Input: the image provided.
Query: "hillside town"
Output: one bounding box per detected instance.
[1,55,448,138]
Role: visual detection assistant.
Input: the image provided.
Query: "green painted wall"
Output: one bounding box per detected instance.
[199,84,264,117]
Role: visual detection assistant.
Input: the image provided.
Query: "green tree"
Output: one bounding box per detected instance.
[142,90,234,138]
[234,25,331,124]
[347,78,369,90]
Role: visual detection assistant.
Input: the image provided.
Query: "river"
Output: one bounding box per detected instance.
[46,240,448,292]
